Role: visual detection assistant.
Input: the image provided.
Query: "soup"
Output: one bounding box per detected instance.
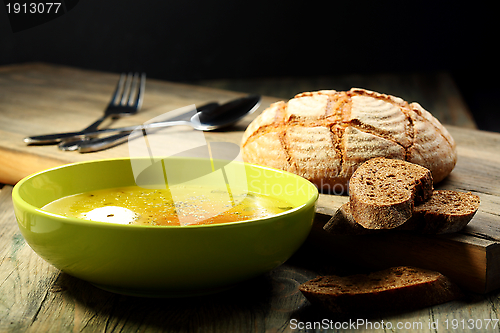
[42,185,294,226]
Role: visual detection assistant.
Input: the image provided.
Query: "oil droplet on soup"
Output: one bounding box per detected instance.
[42,186,294,226]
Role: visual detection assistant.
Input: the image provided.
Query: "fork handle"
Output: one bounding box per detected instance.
[82,114,111,132]
[82,115,109,132]
[24,115,109,144]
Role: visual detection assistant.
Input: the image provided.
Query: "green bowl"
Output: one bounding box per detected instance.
[12,157,318,297]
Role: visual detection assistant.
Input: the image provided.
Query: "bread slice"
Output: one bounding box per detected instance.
[323,190,480,235]
[299,266,463,313]
[409,190,480,234]
[349,157,434,229]
[323,203,375,235]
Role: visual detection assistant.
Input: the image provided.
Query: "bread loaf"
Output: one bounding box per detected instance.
[349,157,434,229]
[241,88,456,192]
[299,266,463,313]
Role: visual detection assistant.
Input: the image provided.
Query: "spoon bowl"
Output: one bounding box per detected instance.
[197,94,261,129]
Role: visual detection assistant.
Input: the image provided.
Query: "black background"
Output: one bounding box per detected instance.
[0,0,498,131]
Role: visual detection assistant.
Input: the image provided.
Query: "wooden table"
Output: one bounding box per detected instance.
[1,63,500,332]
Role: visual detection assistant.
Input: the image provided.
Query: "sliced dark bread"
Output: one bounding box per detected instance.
[409,190,480,234]
[323,203,375,235]
[324,190,480,235]
[349,157,434,229]
[299,266,463,313]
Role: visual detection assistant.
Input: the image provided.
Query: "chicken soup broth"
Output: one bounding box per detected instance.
[42,185,294,226]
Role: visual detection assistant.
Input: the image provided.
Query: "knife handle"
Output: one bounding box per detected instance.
[24,131,91,144]
[24,115,110,144]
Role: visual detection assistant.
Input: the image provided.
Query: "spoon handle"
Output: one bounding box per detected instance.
[57,120,192,143]
[78,131,136,153]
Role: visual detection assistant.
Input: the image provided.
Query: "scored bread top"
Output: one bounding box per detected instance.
[349,157,434,229]
[241,88,457,191]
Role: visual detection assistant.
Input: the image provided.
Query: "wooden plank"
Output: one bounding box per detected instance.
[308,214,493,294]
[0,186,60,332]
[0,63,278,185]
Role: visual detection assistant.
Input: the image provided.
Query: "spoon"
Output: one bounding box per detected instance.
[76,95,261,153]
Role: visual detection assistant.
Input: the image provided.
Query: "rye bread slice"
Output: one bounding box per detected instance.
[409,190,480,234]
[323,190,480,235]
[299,266,462,313]
[323,203,374,235]
[349,157,434,229]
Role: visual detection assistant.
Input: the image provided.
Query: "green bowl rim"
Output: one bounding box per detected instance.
[12,157,319,230]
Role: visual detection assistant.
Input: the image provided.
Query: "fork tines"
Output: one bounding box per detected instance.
[112,72,146,109]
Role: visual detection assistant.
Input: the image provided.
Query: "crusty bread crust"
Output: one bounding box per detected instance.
[299,266,463,313]
[323,203,375,235]
[349,157,434,229]
[241,88,457,191]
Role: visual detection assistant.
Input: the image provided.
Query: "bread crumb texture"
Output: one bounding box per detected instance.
[299,266,463,313]
[241,88,457,191]
[348,157,434,229]
[412,190,480,234]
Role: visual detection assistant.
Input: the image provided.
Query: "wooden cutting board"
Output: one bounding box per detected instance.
[0,63,280,185]
[1,63,500,293]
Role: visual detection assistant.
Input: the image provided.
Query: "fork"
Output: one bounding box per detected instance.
[24,72,146,148]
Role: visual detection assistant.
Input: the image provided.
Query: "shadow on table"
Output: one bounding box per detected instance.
[49,239,486,331]
[51,261,314,331]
